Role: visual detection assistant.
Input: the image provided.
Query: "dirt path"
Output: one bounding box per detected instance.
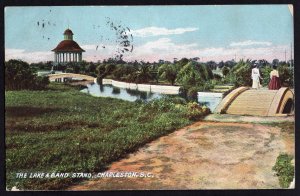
[68,121,293,190]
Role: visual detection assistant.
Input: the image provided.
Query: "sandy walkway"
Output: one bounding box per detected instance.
[68,121,293,190]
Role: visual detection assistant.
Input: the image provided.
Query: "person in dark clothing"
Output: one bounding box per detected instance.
[268,65,281,90]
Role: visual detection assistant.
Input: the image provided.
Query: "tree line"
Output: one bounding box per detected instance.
[5,58,293,94]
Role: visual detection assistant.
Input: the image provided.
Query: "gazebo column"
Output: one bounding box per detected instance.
[69,52,71,62]
[79,53,82,61]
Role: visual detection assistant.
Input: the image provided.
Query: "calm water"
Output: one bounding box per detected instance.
[81,83,163,102]
[197,92,223,112]
[81,83,223,111]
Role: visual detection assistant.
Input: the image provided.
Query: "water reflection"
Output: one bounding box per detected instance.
[99,85,104,92]
[197,93,223,112]
[81,82,223,111]
[112,87,121,94]
[81,83,162,102]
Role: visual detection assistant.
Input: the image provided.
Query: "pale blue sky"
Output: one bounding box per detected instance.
[5,5,293,62]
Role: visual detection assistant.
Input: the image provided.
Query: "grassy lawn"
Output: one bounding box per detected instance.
[5,83,205,190]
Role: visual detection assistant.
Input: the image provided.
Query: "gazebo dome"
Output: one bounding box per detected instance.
[52,40,85,52]
[64,28,74,35]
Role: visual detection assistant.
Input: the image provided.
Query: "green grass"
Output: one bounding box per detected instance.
[5,83,206,190]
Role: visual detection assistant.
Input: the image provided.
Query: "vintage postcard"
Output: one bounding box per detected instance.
[5,5,294,190]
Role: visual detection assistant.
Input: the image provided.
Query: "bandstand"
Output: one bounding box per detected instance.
[52,28,85,64]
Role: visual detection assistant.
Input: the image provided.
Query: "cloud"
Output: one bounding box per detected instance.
[124,38,288,62]
[122,38,200,62]
[230,40,272,47]
[81,45,97,50]
[131,27,198,37]
[5,39,289,63]
[5,48,53,63]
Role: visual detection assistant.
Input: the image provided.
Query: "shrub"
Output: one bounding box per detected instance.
[278,65,293,87]
[5,59,49,90]
[272,153,294,188]
[176,102,210,120]
[187,87,199,101]
[65,68,74,73]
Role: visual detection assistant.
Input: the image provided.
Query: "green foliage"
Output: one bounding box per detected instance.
[278,64,293,87]
[30,61,53,71]
[132,64,153,83]
[213,73,222,81]
[5,60,49,90]
[260,65,272,86]
[226,60,252,87]
[185,102,210,120]
[187,87,199,101]
[174,101,210,120]
[176,58,189,68]
[96,64,116,84]
[65,67,74,73]
[222,66,230,77]
[176,61,213,87]
[272,153,294,188]
[158,64,178,85]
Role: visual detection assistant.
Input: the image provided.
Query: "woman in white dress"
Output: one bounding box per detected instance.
[251,63,262,89]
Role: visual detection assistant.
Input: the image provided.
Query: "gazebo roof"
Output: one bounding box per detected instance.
[64,28,74,35]
[52,40,85,52]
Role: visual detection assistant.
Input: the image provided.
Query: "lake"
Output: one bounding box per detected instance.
[81,83,223,111]
[81,83,163,102]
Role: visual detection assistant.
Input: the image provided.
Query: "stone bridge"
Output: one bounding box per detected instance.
[214,87,294,116]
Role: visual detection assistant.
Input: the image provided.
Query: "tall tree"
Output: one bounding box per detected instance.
[158,64,178,85]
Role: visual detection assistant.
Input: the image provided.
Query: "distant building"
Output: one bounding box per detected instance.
[52,28,85,65]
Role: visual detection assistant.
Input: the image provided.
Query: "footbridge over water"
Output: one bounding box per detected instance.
[48,73,96,83]
[214,87,294,116]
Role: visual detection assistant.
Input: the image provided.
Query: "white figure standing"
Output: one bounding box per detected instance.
[251,63,262,89]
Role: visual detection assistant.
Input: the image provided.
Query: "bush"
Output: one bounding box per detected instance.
[33,76,50,90]
[185,102,210,120]
[278,65,293,87]
[5,59,49,90]
[174,102,210,120]
[187,87,199,101]
[65,68,74,73]
[272,153,294,188]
